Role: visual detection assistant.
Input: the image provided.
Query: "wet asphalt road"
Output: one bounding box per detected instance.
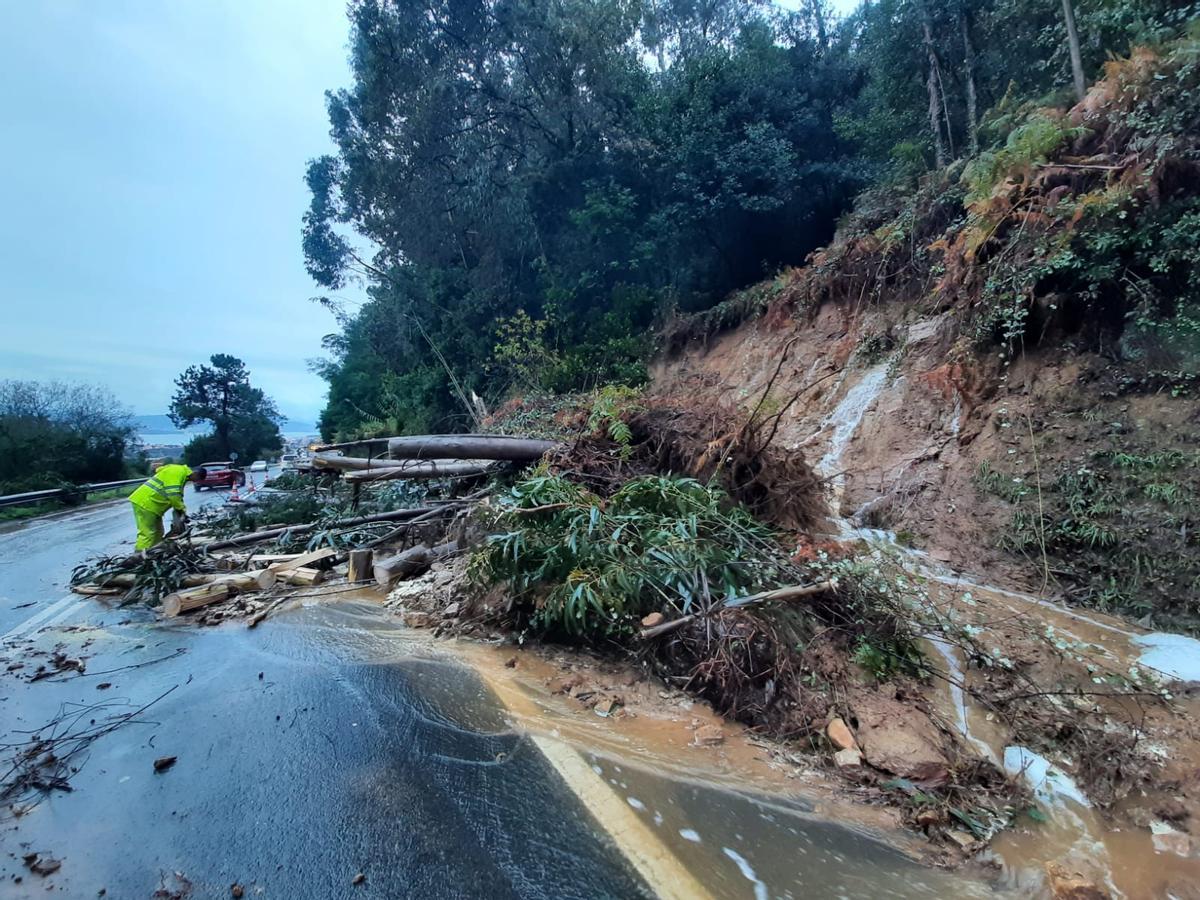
[0,493,996,899]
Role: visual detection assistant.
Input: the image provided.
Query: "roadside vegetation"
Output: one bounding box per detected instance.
[0,379,145,499]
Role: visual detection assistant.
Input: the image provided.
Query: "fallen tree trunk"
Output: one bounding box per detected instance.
[311,452,416,473]
[387,435,558,462]
[639,582,834,640]
[343,462,493,484]
[201,507,437,552]
[373,541,458,587]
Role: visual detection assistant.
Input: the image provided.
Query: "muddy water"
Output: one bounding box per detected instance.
[443,638,1000,898]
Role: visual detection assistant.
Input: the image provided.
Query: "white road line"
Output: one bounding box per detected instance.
[2,595,78,642]
[40,600,87,631]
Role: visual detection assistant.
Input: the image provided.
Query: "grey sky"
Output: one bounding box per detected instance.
[0,1,354,423]
[0,0,859,425]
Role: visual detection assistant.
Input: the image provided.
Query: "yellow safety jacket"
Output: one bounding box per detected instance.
[129,464,192,516]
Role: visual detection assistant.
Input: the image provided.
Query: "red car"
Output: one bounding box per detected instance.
[193,461,245,491]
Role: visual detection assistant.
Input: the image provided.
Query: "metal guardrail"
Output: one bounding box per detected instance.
[0,477,146,509]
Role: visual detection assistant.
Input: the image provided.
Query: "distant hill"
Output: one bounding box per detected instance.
[132,414,316,433]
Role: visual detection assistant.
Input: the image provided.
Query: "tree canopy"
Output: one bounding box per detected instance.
[305,0,1198,439]
[169,354,284,464]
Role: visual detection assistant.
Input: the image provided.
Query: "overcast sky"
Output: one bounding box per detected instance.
[0,0,859,424]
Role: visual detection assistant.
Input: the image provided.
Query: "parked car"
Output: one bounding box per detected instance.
[194,462,245,491]
[280,453,301,470]
[250,460,268,473]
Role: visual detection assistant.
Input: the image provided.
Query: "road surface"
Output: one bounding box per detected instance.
[0,488,996,898]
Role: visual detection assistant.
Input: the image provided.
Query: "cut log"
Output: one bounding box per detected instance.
[181,571,276,590]
[267,547,335,574]
[343,462,492,484]
[387,435,559,462]
[279,566,325,586]
[161,583,231,617]
[348,549,373,583]
[373,541,458,587]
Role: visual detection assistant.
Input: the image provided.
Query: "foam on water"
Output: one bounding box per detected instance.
[1131,632,1200,682]
[1002,746,1090,809]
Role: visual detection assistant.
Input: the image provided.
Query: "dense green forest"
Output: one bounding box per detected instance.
[304,0,1197,439]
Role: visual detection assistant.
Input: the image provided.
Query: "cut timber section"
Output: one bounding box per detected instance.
[348,549,373,583]
[374,541,458,587]
[160,570,277,616]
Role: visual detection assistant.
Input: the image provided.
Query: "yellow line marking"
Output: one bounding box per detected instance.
[473,664,713,900]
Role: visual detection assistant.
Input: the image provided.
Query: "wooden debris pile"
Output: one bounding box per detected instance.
[69,433,559,625]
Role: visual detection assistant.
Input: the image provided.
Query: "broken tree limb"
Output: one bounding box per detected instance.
[360,487,488,551]
[638,582,835,640]
[387,435,559,462]
[373,541,458,587]
[343,461,494,484]
[247,594,295,629]
[348,549,373,583]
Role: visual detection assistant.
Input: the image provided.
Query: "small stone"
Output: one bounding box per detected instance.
[693,725,724,746]
[96,682,112,690]
[945,830,977,851]
[833,748,863,768]
[1150,821,1192,857]
[915,808,944,828]
[443,602,462,618]
[504,656,518,668]
[640,612,664,628]
[231,884,245,898]
[593,696,622,717]
[1045,863,1110,900]
[352,873,365,885]
[153,756,178,773]
[826,717,858,752]
[552,674,584,694]
[24,855,61,877]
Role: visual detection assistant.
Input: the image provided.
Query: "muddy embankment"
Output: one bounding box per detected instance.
[647,295,1200,897]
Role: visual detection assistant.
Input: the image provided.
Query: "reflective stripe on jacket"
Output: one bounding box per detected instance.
[129,464,193,515]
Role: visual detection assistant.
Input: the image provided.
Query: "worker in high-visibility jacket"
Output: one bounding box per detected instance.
[128,464,207,551]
